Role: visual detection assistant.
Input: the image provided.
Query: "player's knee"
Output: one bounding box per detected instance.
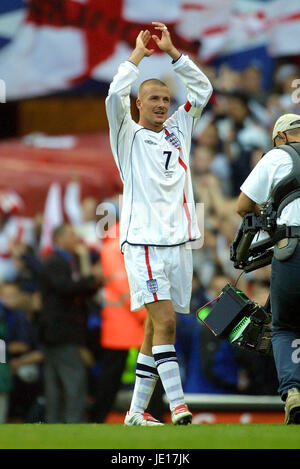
[156,314,176,338]
[144,320,154,342]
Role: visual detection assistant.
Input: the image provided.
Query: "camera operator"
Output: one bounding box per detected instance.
[237,113,300,424]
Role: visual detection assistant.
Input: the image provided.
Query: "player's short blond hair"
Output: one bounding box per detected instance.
[138,79,169,98]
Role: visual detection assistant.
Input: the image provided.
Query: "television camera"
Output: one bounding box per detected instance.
[198,204,276,356]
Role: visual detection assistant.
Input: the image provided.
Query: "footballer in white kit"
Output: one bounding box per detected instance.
[105,24,212,426]
[106,36,212,314]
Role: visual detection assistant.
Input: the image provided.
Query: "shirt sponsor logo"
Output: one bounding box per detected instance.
[164,170,174,179]
[144,139,157,145]
[146,279,158,294]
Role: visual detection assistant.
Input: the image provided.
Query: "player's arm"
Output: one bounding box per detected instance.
[105,61,138,138]
[152,22,213,117]
[105,30,155,176]
[105,29,154,125]
[237,149,280,218]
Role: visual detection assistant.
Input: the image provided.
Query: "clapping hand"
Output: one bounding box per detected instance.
[129,22,180,65]
[135,29,155,57]
[152,22,180,61]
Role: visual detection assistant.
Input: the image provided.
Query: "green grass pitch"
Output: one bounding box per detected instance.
[0,424,300,449]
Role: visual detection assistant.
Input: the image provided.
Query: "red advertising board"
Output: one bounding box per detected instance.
[105,410,284,425]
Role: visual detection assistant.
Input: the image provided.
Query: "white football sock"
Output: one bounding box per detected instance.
[152,344,185,411]
[129,353,158,414]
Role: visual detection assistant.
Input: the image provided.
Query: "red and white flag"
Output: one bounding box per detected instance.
[0,0,300,100]
[0,0,123,99]
[39,182,63,257]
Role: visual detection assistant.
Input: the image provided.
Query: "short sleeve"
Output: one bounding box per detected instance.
[240,148,292,205]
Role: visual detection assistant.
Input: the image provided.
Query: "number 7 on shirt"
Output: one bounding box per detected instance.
[164,151,172,170]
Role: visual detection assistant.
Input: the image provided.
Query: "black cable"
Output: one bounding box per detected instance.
[234,270,245,287]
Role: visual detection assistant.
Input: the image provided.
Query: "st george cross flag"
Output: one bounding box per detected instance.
[0,0,300,100]
[39,182,64,257]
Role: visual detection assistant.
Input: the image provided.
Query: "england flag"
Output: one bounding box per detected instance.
[0,0,300,100]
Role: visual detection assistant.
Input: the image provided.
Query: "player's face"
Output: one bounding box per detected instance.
[59,225,78,253]
[137,85,170,131]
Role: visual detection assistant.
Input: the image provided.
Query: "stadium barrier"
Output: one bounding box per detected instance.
[105,391,285,424]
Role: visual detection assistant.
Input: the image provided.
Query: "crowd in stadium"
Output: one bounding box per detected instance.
[1,56,299,424]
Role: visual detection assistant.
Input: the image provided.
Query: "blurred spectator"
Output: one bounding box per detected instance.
[249,146,266,170]
[0,281,43,423]
[274,63,300,113]
[240,64,272,128]
[216,91,270,195]
[0,289,13,424]
[214,65,241,93]
[241,64,265,106]
[192,227,219,290]
[11,243,41,295]
[216,213,243,281]
[76,197,102,253]
[194,121,220,150]
[39,223,102,423]
[64,177,102,254]
[265,63,300,129]
[0,190,35,282]
[192,143,232,198]
[1,282,44,423]
[192,144,221,205]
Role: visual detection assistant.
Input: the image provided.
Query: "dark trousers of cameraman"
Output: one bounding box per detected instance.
[271,244,300,401]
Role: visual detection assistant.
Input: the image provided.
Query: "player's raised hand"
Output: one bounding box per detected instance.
[151,22,180,61]
[136,29,155,57]
[129,30,154,66]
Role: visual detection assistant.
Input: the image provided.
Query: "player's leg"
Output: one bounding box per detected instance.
[162,244,194,424]
[147,299,192,425]
[125,315,163,426]
[128,315,160,417]
[124,244,190,424]
[123,245,163,425]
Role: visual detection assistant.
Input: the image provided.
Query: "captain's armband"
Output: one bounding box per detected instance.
[184,100,203,118]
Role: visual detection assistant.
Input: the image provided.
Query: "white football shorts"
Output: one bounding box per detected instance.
[123,243,193,314]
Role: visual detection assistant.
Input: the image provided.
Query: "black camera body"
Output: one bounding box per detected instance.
[198,283,273,356]
[198,207,276,356]
[230,204,277,272]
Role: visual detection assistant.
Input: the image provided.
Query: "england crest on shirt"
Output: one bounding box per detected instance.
[147,279,158,294]
[165,132,181,149]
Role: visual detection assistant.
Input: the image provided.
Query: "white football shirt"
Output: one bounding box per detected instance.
[105,54,213,251]
[240,147,300,226]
